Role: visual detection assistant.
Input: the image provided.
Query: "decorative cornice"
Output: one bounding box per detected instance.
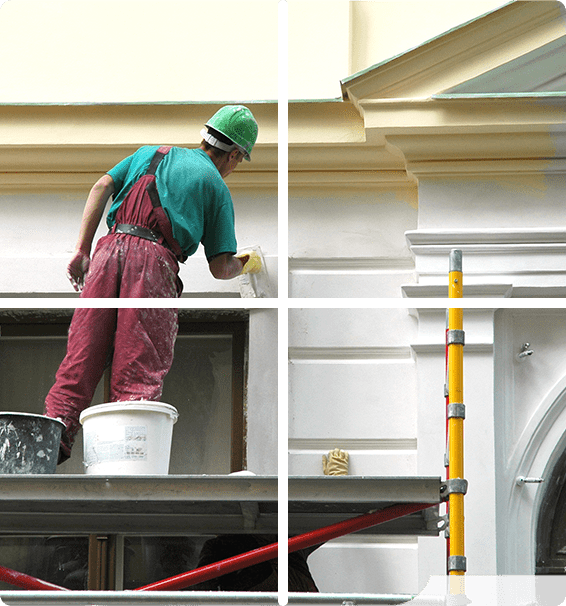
[0,103,277,191]
[403,228,566,297]
[406,228,566,246]
[342,1,565,104]
[288,438,417,451]
[288,169,414,188]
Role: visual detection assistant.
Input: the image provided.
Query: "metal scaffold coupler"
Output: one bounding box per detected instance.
[447,403,466,419]
[447,595,473,606]
[448,555,467,573]
[447,330,465,346]
[440,478,468,501]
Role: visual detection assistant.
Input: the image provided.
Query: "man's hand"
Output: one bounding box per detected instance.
[67,250,90,292]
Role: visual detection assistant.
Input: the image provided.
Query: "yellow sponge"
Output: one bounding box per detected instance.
[239,251,262,274]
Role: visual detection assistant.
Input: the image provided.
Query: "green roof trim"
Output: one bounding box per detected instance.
[434,92,566,99]
[0,100,278,107]
[289,98,343,104]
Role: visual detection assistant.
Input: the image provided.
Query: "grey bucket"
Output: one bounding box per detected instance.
[0,413,65,474]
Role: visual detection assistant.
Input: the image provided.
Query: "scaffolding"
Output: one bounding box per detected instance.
[0,251,465,604]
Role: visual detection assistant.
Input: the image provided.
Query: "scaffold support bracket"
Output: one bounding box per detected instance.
[440,478,468,501]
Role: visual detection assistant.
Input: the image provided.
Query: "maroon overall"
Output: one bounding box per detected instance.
[45,147,182,461]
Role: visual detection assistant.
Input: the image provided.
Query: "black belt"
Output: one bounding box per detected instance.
[113,224,161,243]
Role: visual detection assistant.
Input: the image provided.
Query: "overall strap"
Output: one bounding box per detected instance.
[144,146,186,262]
[146,145,172,176]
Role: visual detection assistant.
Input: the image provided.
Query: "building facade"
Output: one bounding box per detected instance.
[288,0,566,600]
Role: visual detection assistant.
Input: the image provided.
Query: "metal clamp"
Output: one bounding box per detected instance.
[447,595,473,606]
[447,330,465,346]
[447,403,466,419]
[516,476,544,486]
[447,555,467,573]
[440,478,468,500]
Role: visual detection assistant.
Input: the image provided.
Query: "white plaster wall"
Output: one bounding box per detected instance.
[412,307,566,585]
[494,309,566,575]
[288,307,420,594]
[288,305,523,591]
[418,174,566,231]
[0,187,277,297]
[288,187,417,298]
[406,170,566,294]
[246,309,278,475]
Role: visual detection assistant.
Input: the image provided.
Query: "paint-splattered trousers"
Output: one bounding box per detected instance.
[44,234,180,462]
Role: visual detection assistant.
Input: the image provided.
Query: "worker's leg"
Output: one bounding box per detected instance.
[45,235,178,462]
[110,307,178,402]
[44,308,118,461]
[102,235,179,400]
[44,236,122,460]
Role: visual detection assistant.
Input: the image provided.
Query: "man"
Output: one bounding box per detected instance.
[44,105,260,462]
[67,104,260,296]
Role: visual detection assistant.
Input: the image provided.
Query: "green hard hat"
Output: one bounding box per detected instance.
[203,105,258,161]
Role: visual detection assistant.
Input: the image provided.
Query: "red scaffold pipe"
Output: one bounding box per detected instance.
[136,501,435,591]
[0,565,68,591]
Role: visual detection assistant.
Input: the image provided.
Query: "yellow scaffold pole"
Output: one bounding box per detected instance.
[447,249,467,584]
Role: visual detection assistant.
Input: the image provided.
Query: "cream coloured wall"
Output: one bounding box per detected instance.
[0,0,278,103]
[288,0,509,100]
[349,1,509,76]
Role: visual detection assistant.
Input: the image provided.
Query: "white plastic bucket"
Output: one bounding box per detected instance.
[79,401,178,475]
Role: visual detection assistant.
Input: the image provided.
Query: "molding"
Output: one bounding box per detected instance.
[342,1,565,103]
[0,145,277,192]
[288,169,415,188]
[288,438,417,451]
[402,284,514,299]
[363,97,566,134]
[406,227,566,246]
[0,103,279,146]
[403,230,566,297]
[289,346,413,361]
[0,103,277,191]
[365,99,566,176]
[411,342,494,355]
[404,159,565,179]
[288,257,415,270]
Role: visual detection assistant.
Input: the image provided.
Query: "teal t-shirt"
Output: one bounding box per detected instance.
[106,146,237,259]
